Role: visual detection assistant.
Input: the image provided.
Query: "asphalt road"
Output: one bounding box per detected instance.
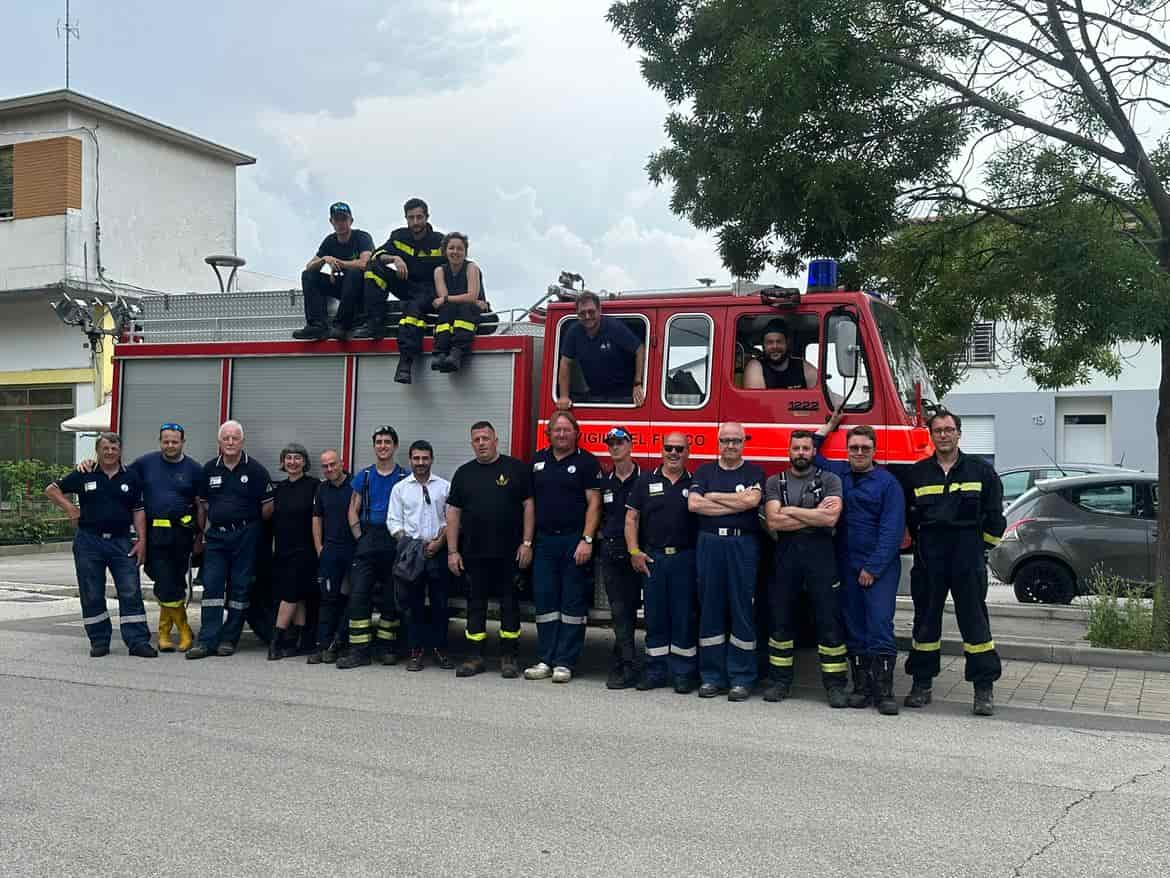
[2,615,1170,877]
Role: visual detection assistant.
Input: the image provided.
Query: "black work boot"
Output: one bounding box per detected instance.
[351,322,385,342]
[827,686,849,708]
[336,647,371,670]
[430,353,449,371]
[973,684,995,716]
[327,324,351,341]
[293,323,328,341]
[394,358,413,384]
[320,639,340,664]
[763,678,790,703]
[268,628,287,661]
[904,680,933,708]
[873,655,899,716]
[281,624,302,658]
[606,662,632,690]
[439,347,464,373]
[847,654,872,709]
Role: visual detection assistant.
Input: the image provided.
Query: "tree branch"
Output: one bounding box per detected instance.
[1052,0,1170,55]
[917,0,1065,68]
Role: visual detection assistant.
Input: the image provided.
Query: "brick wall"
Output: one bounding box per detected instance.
[12,136,82,219]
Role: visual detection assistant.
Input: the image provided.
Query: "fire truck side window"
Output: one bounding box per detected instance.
[735,313,820,390]
[663,314,712,409]
[555,313,649,407]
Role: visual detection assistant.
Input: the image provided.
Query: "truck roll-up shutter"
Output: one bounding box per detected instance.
[119,359,221,464]
[230,357,345,474]
[352,352,516,475]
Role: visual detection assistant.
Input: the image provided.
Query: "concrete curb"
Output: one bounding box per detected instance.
[0,542,72,558]
[893,634,1170,673]
[894,595,1087,622]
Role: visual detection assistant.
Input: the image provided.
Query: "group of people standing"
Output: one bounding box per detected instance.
[291,197,487,385]
[46,406,1004,717]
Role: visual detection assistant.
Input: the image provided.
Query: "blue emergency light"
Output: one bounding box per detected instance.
[807,259,838,292]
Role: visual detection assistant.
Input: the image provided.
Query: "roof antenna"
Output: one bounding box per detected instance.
[57,0,80,89]
[1040,447,1067,476]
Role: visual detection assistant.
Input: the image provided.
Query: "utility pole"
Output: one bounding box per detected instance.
[57,0,80,89]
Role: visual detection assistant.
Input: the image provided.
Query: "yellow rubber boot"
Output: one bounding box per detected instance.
[157,605,176,652]
[175,604,195,652]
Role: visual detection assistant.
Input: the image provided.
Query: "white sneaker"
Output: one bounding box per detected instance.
[524,661,552,680]
[552,666,572,683]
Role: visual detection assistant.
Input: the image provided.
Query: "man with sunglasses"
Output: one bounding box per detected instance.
[626,433,698,694]
[598,426,641,689]
[293,201,375,342]
[338,426,409,669]
[813,414,905,715]
[688,422,764,701]
[388,440,454,671]
[904,411,1005,716]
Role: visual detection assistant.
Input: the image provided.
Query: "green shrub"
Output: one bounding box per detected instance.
[0,458,75,545]
[1084,570,1153,651]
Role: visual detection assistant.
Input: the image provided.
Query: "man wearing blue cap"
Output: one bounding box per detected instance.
[599,426,641,688]
[293,201,375,341]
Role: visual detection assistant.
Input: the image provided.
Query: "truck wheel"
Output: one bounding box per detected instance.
[1013,560,1076,605]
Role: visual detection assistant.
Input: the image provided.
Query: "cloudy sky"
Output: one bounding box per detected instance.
[6,0,794,309]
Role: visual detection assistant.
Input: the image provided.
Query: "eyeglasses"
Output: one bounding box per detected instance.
[847,445,874,453]
[931,427,958,436]
[422,484,432,506]
[718,437,745,445]
[663,444,686,453]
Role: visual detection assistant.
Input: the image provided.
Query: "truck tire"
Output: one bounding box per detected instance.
[1013,559,1077,605]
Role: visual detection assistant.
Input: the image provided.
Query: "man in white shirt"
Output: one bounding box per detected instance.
[388,440,453,671]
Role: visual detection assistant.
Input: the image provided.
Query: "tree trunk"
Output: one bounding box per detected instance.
[1157,336,1170,649]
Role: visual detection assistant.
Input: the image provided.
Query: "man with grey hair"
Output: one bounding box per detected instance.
[46,432,157,657]
[188,420,274,659]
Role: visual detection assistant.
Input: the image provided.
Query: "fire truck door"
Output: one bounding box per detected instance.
[649,309,721,464]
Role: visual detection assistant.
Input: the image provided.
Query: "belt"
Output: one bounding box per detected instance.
[707,527,746,537]
[79,527,127,540]
[151,514,195,529]
[210,519,255,533]
[648,545,686,555]
[537,528,580,537]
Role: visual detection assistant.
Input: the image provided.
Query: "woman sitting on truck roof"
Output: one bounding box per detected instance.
[431,232,487,375]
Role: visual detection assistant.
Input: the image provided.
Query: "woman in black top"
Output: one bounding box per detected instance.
[269,442,320,660]
[431,232,487,374]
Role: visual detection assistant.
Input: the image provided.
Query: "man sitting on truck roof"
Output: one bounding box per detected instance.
[742,319,820,391]
[556,291,646,409]
[292,202,375,342]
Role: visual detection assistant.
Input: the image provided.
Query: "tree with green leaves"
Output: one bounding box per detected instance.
[608,0,1170,639]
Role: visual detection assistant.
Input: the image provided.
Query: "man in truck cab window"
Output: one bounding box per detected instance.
[556,292,646,409]
[743,319,820,390]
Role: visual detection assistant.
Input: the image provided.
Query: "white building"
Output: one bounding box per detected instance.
[0,89,256,463]
[942,321,1158,472]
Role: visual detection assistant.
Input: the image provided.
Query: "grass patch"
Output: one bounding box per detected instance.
[1084,571,1154,651]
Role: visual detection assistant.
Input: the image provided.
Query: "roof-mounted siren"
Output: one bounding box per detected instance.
[760,285,801,309]
[806,258,838,293]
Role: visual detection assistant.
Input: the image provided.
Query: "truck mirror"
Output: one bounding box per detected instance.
[833,317,859,378]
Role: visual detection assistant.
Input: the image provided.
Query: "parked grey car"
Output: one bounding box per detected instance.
[998,463,1141,510]
[988,472,1159,604]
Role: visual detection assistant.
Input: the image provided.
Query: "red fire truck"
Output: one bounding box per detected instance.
[107,263,935,610]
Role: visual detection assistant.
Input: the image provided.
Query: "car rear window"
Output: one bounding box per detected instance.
[1066,483,1136,516]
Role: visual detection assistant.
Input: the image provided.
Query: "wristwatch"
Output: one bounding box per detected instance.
[582,535,593,544]
[522,540,533,548]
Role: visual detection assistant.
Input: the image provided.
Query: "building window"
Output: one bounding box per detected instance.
[966,321,995,366]
[0,145,12,219]
[0,385,76,465]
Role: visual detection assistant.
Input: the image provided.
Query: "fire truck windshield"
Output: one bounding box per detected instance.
[870,299,937,417]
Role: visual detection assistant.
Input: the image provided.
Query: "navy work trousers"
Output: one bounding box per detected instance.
[839,556,899,658]
[302,269,363,329]
[397,553,450,651]
[316,544,353,648]
[533,532,590,669]
[697,532,759,689]
[641,547,698,684]
[199,523,260,649]
[73,530,150,649]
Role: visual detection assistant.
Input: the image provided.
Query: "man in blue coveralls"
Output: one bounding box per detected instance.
[688,422,765,702]
[815,411,906,715]
[46,432,156,658]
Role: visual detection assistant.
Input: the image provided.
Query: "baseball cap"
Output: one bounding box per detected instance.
[604,426,633,443]
[329,201,353,218]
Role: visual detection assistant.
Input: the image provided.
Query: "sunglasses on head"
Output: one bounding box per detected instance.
[160,422,184,433]
[663,444,686,453]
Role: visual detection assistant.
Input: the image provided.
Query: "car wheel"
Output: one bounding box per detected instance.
[1014,559,1076,605]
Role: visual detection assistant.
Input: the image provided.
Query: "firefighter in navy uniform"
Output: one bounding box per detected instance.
[309,449,355,664]
[337,426,409,670]
[132,423,203,652]
[525,410,602,684]
[625,432,699,694]
[359,198,444,379]
[762,431,848,707]
[904,411,1006,716]
[188,420,274,659]
[598,426,641,689]
[292,201,375,341]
